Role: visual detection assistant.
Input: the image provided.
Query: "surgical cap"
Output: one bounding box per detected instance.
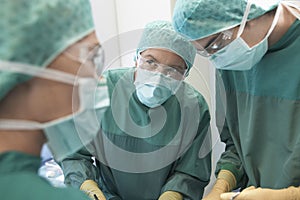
[173,0,280,40]
[0,0,94,100]
[136,20,196,73]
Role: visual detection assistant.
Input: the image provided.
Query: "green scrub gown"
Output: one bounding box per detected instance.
[215,20,300,189]
[0,151,90,200]
[61,67,212,200]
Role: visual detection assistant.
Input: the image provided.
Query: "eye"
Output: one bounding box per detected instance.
[162,67,178,77]
[204,35,219,49]
[165,67,176,73]
[145,59,155,64]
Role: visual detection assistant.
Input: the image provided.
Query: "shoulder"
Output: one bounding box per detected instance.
[103,67,135,79]
[181,82,209,108]
[0,173,90,200]
[102,67,135,94]
[46,187,90,200]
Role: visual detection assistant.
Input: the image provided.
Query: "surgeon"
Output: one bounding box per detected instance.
[60,20,212,200]
[0,0,109,199]
[172,0,300,200]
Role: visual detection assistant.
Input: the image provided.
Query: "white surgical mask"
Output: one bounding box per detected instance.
[0,60,110,161]
[209,0,282,70]
[134,68,182,108]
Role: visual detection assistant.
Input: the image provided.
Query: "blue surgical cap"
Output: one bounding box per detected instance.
[136,20,196,73]
[0,0,94,100]
[173,0,280,40]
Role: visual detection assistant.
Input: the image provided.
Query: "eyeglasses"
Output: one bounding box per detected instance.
[137,55,187,80]
[64,43,104,71]
[195,30,233,57]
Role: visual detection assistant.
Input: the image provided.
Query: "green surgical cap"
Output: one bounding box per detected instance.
[136,20,196,73]
[173,0,280,40]
[0,0,94,100]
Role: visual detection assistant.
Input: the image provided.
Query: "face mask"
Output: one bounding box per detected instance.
[209,0,282,70]
[134,68,182,108]
[0,61,110,161]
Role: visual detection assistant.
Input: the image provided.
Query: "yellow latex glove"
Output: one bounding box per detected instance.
[80,180,106,200]
[202,170,237,200]
[220,185,300,200]
[158,191,183,200]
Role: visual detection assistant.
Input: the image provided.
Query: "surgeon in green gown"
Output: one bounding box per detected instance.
[172,0,300,199]
[0,0,109,199]
[60,20,212,200]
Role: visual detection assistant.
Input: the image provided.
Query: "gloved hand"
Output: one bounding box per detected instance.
[80,180,106,200]
[158,191,183,200]
[220,185,300,200]
[202,170,236,200]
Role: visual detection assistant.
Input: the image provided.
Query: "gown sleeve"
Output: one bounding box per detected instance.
[161,96,212,200]
[60,147,100,189]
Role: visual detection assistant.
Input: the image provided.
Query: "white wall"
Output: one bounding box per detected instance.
[90,0,225,196]
[90,0,172,69]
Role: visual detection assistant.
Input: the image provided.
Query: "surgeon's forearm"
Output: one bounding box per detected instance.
[80,180,106,200]
[202,170,236,200]
[281,186,300,200]
[220,185,300,200]
[216,169,236,191]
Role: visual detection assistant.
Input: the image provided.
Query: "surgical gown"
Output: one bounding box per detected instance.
[61,67,212,200]
[215,20,300,189]
[0,151,90,200]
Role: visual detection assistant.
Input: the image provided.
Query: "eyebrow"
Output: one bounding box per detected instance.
[143,54,157,61]
[88,43,100,51]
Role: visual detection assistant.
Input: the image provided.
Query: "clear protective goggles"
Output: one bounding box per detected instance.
[63,43,105,74]
[194,29,234,57]
[137,54,187,80]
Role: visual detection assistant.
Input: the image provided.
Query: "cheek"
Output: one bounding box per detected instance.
[192,39,207,50]
[239,24,268,47]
